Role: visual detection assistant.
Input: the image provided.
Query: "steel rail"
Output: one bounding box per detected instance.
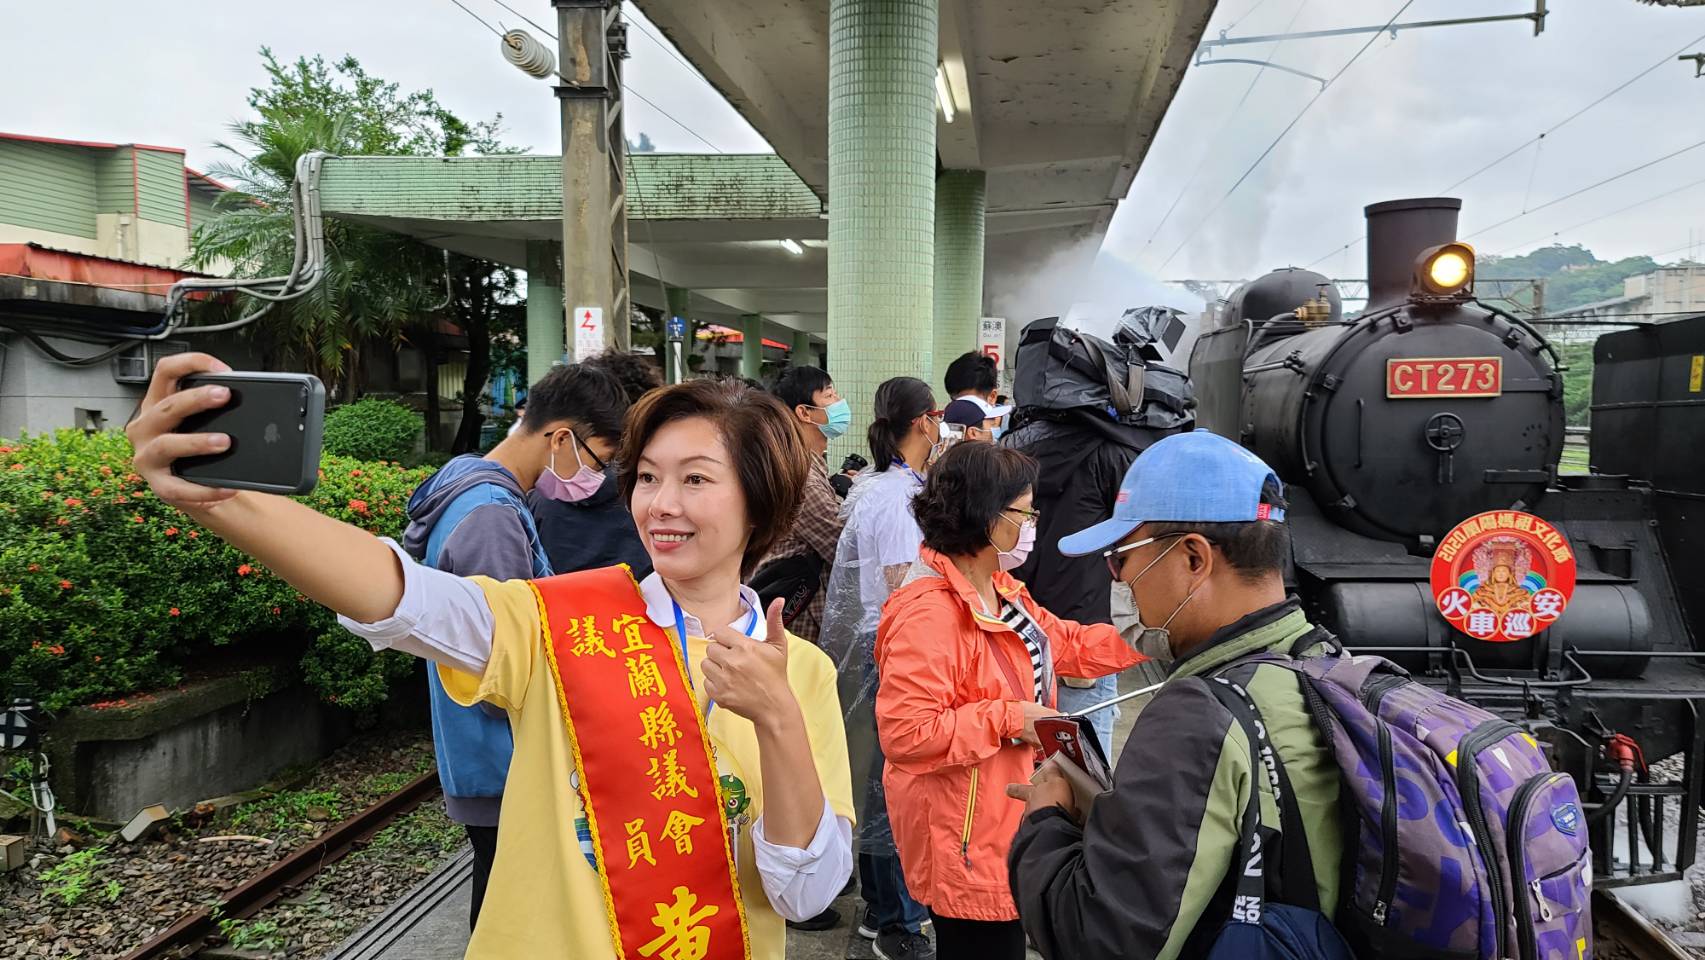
[119,770,441,960]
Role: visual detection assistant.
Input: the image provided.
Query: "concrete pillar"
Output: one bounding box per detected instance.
[665,285,692,383]
[525,241,565,387]
[791,329,815,369]
[932,170,987,389]
[740,315,764,380]
[828,0,939,455]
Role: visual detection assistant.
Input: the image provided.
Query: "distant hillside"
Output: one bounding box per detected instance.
[1477,244,1659,313]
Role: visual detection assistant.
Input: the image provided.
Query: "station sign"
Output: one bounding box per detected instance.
[573,306,605,360]
[665,316,686,342]
[1388,356,1502,398]
[979,317,1006,368]
[1430,510,1577,643]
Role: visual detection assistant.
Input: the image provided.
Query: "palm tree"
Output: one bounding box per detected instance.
[187,111,445,398]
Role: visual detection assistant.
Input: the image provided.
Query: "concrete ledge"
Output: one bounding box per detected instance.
[44,666,357,822]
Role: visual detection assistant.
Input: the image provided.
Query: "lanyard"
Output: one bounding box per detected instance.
[890,458,925,486]
[673,601,760,717]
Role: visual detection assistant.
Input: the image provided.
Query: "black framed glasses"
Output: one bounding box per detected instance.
[1003,506,1041,524]
[570,430,607,471]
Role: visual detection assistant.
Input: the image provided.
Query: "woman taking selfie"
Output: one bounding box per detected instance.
[127,354,854,960]
[874,441,1146,960]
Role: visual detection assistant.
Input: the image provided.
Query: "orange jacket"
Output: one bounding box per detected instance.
[873,548,1145,921]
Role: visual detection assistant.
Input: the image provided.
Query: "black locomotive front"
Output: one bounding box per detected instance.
[1190,197,1705,885]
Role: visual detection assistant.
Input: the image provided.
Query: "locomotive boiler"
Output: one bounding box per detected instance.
[1190,197,1705,884]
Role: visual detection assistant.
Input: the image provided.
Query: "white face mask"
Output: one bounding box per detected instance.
[1110,536,1197,665]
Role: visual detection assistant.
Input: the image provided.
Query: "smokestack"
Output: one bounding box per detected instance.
[1365,197,1461,309]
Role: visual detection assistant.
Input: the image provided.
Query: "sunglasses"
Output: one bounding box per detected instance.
[1102,532,1195,580]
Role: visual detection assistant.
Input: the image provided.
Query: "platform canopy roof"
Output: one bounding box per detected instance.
[634,0,1218,297]
[316,153,830,338]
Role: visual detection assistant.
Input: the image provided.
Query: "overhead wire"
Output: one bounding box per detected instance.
[466,0,729,153]
[1157,0,1416,272]
[1305,27,1705,269]
[1495,175,1705,256]
[446,0,503,38]
[1461,136,1705,242]
[1142,0,1311,252]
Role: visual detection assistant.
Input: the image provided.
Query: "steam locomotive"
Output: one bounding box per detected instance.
[1189,197,1705,885]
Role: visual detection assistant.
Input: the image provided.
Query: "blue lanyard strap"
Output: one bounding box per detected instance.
[673,601,760,717]
[891,458,925,486]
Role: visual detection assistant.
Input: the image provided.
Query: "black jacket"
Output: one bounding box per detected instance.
[1002,408,1173,623]
[525,470,653,580]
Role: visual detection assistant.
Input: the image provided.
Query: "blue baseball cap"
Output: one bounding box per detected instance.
[1058,432,1287,557]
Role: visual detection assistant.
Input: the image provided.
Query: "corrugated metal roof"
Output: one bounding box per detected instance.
[317,154,823,222]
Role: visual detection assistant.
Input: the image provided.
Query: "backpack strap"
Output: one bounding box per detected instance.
[1208,680,1271,925]
[1287,624,1341,659]
[1209,676,1323,913]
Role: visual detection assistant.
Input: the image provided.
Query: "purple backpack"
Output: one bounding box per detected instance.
[1273,651,1592,960]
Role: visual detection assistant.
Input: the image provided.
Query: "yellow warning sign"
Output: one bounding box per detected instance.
[1691,355,1704,393]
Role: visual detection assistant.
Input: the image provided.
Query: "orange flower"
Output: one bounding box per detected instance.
[100,466,113,476]
[48,645,65,656]
[164,527,179,537]
[56,518,69,526]
[90,488,103,496]
[63,497,82,507]
[237,564,253,576]
[188,530,199,539]
[270,606,281,615]
[8,463,24,471]
[132,515,144,524]
[59,580,72,590]
[349,499,370,515]
[26,563,39,572]
[350,469,363,478]
[169,607,180,617]
[115,495,129,504]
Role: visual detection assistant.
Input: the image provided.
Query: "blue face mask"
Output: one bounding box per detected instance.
[991,424,1006,442]
[815,399,852,440]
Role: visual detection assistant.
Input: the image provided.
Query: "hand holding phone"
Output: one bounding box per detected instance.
[172,372,324,495]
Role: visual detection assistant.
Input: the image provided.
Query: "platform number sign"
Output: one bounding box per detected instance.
[573,306,605,360]
[978,317,1006,368]
[666,316,687,342]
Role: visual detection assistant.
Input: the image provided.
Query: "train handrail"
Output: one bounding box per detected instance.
[1340,644,1597,689]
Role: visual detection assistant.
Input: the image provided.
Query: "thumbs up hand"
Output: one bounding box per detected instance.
[702,598,797,729]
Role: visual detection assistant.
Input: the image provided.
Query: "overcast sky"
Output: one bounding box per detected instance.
[2,0,1700,281]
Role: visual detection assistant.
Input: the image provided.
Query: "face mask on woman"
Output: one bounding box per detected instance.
[997,515,1036,571]
[536,431,604,502]
[812,399,852,440]
[926,418,955,466]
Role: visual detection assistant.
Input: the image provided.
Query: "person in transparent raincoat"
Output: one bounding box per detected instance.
[820,376,949,960]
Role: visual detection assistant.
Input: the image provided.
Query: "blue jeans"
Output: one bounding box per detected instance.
[1056,675,1119,761]
[859,732,925,934]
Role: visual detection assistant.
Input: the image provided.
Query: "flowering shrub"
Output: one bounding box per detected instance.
[0,430,433,712]
[321,397,424,462]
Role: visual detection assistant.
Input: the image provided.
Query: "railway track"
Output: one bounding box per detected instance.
[118,770,441,960]
[1595,888,1696,960]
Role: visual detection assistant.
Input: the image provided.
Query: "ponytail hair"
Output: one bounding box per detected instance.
[868,376,935,470]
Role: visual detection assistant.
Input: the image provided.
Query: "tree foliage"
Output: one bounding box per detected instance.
[188,49,509,394]
[1478,244,1661,314]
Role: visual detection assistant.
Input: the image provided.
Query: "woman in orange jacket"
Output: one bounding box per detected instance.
[873,441,1146,959]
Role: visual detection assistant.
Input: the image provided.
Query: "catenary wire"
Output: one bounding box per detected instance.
[1157,0,1416,272]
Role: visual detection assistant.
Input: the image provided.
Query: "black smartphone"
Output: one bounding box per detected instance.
[171,372,325,495]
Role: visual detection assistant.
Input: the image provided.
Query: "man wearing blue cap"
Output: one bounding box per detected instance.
[1005,432,1345,960]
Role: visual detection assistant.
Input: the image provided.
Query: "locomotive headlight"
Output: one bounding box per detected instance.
[1416,243,1476,298]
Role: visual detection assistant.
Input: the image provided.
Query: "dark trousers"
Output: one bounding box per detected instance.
[859,850,926,934]
[466,824,499,930]
[928,911,1026,960]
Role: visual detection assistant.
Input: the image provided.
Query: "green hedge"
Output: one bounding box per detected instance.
[322,397,423,462]
[0,430,433,712]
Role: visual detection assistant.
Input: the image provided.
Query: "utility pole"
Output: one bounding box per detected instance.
[554,0,630,357]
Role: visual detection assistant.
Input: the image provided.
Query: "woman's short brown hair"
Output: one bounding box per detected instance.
[616,378,809,577]
[912,441,1039,556]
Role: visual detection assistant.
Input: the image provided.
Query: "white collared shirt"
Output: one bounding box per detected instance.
[337,539,851,921]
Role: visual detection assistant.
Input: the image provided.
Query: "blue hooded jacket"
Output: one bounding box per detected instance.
[403,455,552,827]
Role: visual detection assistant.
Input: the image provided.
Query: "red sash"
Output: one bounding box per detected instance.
[533,566,750,960]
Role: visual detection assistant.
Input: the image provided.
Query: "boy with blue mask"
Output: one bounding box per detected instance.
[403,361,628,929]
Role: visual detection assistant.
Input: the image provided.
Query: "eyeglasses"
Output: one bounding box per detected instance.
[1003,507,1040,524]
[1102,532,1193,581]
[569,430,607,471]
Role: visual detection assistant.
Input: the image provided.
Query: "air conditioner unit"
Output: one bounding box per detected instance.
[112,341,189,384]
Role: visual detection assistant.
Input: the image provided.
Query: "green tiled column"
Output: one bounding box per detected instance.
[828,0,939,456]
[525,241,564,387]
[740,315,764,380]
[791,328,816,369]
[665,285,692,384]
[932,170,986,389]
